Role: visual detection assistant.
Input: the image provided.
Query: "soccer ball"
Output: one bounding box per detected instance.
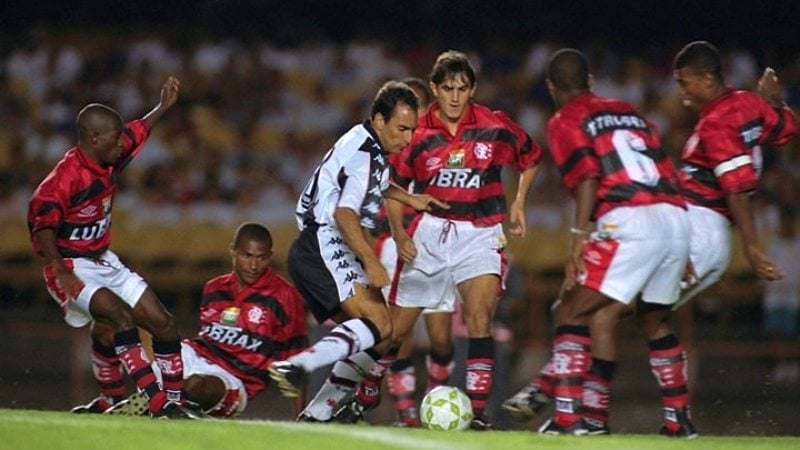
[420,386,473,431]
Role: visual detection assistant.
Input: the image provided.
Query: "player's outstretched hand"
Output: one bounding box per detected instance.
[409,194,449,212]
[758,67,785,108]
[160,76,180,110]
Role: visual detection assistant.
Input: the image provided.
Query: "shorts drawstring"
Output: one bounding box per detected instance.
[439,220,457,244]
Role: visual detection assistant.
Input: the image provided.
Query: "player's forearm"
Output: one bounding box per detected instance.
[141,103,170,130]
[514,165,540,205]
[386,197,410,242]
[384,183,414,206]
[728,191,760,247]
[142,77,179,129]
[573,177,599,230]
[333,207,381,266]
[34,228,68,270]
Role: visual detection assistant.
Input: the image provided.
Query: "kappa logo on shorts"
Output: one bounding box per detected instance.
[332,250,346,260]
[344,271,359,282]
[336,260,351,270]
[327,237,343,246]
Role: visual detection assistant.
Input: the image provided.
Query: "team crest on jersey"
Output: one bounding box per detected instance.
[447,149,465,168]
[221,306,240,326]
[102,196,112,215]
[247,307,263,325]
[474,143,492,160]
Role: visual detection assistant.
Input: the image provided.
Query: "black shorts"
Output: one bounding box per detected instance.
[287,226,343,324]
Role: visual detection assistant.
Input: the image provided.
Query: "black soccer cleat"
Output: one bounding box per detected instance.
[538,417,590,436]
[152,400,206,420]
[468,415,495,431]
[332,398,368,424]
[268,361,306,398]
[501,383,551,422]
[296,412,333,423]
[582,417,611,435]
[660,407,698,439]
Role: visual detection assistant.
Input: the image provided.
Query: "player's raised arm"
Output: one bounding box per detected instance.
[142,76,180,129]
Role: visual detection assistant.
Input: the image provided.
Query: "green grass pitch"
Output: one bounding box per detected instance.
[2,409,798,450]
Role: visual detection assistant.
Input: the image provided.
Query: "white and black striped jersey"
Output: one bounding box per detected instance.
[296,121,389,230]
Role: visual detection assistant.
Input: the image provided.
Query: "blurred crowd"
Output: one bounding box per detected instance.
[1,30,800,232]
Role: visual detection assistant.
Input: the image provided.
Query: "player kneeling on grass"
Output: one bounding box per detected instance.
[104,223,309,417]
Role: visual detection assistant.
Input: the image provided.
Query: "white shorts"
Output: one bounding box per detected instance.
[153,342,248,417]
[378,236,455,313]
[43,250,148,328]
[674,205,732,308]
[389,213,506,310]
[580,204,690,305]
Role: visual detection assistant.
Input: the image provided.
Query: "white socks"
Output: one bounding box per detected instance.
[289,318,378,373]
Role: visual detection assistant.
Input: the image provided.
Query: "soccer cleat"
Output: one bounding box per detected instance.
[468,415,494,431]
[660,407,698,438]
[71,396,115,414]
[582,417,611,435]
[393,409,420,428]
[296,412,332,423]
[332,382,382,424]
[538,417,590,436]
[501,383,551,422]
[152,400,206,420]
[332,399,368,424]
[268,361,306,398]
[104,392,149,416]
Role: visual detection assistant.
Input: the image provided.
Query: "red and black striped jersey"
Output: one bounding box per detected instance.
[679,89,797,219]
[28,120,150,258]
[547,92,685,219]
[188,269,308,399]
[392,102,541,226]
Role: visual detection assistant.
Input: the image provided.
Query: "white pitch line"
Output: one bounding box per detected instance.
[245,420,484,450]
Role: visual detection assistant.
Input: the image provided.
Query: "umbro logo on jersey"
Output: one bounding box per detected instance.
[426,157,443,172]
[78,205,98,217]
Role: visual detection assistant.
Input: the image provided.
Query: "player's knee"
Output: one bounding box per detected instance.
[429,337,453,357]
[89,289,135,329]
[145,311,176,339]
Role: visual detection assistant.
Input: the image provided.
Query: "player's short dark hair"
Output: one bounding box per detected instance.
[430,50,476,87]
[370,80,419,121]
[233,222,272,249]
[674,41,723,81]
[76,103,122,140]
[401,76,433,109]
[547,49,590,91]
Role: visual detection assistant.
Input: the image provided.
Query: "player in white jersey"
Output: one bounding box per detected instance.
[268,81,448,400]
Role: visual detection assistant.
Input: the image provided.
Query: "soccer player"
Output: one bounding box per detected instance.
[672,41,796,299]
[382,50,542,430]
[525,49,690,436]
[267,81,448,401]
[111,222,309,417]
[28,77,200,419]
[296,77,457,426]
